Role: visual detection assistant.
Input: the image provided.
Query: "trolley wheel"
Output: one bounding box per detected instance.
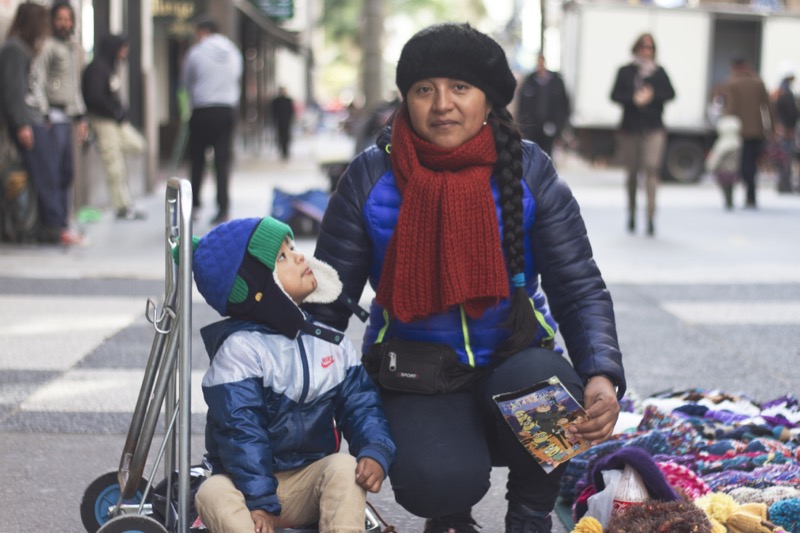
[80,471,150,533]
[96,514,167,533]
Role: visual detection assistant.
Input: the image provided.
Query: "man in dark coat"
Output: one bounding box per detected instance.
[722,58,774,207]
[270,87,295,160]
[516,53,570,157]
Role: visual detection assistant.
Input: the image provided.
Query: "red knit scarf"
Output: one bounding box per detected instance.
[375,111,509,323]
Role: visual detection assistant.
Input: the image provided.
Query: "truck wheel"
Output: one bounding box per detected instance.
[664,139,705,183]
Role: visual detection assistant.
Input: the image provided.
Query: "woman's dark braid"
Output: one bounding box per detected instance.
[491,107,538,356]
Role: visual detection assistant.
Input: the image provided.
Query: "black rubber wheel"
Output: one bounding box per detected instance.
[96,514,167,533]
[80,471,150,533]
[664,138,705,183]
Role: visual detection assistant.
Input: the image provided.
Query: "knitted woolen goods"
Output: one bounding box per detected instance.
[376,111,508,322]
[769,498,799,532]
[193,217,262,315]
[192,217,293,315]
[604,501,714,533]
[658,461,712,500]
[696,493,790,533]
[395,22,517,107]
[571,516,603,533]
[728,486,800,506]
[590,446,680,502]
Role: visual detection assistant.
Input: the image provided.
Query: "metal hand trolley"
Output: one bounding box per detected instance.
[80,178,389,533]
[80,178,195,533]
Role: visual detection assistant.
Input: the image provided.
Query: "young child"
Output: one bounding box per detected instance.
[705,115,742,210]
[190,216,396,533]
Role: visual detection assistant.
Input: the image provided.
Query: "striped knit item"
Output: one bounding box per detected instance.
[376,110,508,323]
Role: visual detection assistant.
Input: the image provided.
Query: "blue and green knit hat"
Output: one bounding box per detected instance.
[191,216,364,341]
[193,217,293,317]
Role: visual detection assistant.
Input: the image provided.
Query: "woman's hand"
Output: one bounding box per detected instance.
[571,375,620,445]
[355,457,385,493]
[633,85,654,107]
[16,126,34,150]
[250,509,277,533]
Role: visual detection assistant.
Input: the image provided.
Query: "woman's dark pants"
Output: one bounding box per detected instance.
[380,348,584,519]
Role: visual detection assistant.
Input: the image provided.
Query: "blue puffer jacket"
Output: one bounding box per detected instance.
[201,318,396,515]
[310,137,626,397]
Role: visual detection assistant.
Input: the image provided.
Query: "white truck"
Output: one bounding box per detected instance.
[560,1,800,182]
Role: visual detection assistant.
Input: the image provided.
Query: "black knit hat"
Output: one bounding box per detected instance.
[395,22,517,107]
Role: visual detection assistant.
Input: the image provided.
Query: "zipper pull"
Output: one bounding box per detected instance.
[388,351,397,371]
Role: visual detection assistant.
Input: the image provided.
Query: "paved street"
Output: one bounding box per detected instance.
[1,133,799,533]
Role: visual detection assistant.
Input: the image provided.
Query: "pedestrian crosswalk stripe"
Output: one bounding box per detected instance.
[662,301,800,324]
[0,295,142,371]
[20,369,208,414]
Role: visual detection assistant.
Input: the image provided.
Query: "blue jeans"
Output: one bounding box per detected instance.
[381,348,584,519]
[14,124,66,230]
[50,122,74,223]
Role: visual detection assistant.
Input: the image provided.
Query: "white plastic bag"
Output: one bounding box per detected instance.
[585,468,622,528]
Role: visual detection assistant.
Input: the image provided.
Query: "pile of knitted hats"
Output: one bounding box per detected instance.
[570,446,795,532]
[566,389,800,533]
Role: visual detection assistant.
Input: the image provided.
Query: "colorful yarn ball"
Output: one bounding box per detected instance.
[769,498,800,532]
[604,501,714,533]
[570,516,603,533]
[659,461,712,500]
[747,438,792,455]
[726,486,800,507]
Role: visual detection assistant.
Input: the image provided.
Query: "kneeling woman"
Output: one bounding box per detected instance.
[309,22,626,533]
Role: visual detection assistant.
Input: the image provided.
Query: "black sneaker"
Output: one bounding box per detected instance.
[423,511,481,533]
[116,208,146,221]
[505,502,552,533]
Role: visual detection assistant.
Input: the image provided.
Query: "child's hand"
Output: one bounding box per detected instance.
[355,457,384,493]
[250,509,277,533]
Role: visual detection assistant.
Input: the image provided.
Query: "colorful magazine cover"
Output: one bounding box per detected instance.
[492,376,592,473]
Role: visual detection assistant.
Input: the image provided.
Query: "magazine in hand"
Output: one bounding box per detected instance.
[492,376,592,473]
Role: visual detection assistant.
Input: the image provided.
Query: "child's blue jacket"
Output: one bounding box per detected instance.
[200,318,396,516]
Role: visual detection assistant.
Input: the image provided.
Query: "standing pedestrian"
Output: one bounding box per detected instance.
[0,2,82,245]
[310,22,624,533]
[181,17,243,225]
[772,62,798,193]
[270,86,295,161]
[611,33,675,236]
[35,2,88,234]
[721,57,774,208]
[516,52,570,157]
[82,33,147,221]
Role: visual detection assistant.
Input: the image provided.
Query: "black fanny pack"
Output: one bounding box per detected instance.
[363,339,484,395]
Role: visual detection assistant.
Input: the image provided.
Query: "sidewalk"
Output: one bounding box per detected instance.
[2,134,799,286]
[0,131,353,280]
